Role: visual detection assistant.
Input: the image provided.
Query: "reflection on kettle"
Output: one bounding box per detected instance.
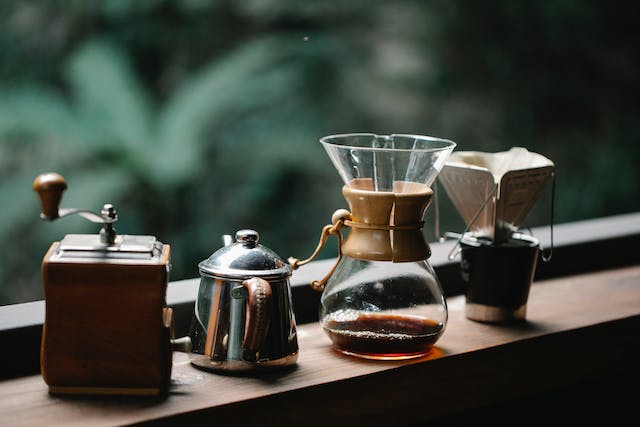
[188,229,299,372]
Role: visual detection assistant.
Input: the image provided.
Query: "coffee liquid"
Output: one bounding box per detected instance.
[323,311,444,360]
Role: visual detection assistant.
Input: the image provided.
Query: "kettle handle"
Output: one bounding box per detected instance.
[242,277,273,351]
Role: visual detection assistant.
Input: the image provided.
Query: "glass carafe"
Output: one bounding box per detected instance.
[291,133,456,360]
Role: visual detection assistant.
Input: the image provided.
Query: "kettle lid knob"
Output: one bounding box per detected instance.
[236,229,259,248]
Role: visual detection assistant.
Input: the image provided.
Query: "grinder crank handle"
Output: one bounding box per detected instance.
[32,172,114,224]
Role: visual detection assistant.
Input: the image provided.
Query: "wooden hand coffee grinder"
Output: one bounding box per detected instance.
[33,172,188,396]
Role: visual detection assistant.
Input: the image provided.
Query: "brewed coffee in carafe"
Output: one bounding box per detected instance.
[290,133,456,360]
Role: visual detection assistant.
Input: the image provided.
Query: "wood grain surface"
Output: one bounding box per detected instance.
[1,265,639,427]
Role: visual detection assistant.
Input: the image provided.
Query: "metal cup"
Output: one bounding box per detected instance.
[460,233,540,323]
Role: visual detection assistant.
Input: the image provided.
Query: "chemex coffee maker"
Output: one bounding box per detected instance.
[33,172,189,396]
[290,133,456,360]
[438,147,555,323]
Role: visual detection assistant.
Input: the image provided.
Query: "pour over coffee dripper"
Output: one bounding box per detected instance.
[290,133,456,360]
[438,147,555,323]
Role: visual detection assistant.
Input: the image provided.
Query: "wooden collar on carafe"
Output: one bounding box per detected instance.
[287,179,433,292]
[341,178,432,262]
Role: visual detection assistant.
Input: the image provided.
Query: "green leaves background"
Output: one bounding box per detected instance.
[1,0,638,304]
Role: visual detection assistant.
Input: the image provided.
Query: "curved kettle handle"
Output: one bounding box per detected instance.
[241,277,272,351]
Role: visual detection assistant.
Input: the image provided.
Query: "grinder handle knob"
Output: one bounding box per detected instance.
[33,172,67,220]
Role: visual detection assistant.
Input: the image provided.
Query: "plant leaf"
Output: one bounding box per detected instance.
[151,35,310,185]
[0,87,84,146]
[65,39,153,152]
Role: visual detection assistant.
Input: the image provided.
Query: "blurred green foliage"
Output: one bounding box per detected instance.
[1,0,638,305]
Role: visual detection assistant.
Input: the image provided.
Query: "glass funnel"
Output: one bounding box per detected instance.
[318,133,456,360]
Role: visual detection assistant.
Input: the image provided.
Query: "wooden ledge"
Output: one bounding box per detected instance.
[1,265,639,426]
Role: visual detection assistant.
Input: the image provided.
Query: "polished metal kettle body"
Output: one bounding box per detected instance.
[188,229,298,372]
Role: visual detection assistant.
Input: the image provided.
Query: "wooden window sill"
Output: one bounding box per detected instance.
[1,264,639,426]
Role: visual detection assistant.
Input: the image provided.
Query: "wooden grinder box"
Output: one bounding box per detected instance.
[40,234,173,396]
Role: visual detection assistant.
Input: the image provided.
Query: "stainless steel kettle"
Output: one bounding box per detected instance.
[188,229,298,372]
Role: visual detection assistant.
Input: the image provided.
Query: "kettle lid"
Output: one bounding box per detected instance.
[198,229,291,280]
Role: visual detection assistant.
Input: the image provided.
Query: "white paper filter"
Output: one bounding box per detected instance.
[439,147,554,241]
